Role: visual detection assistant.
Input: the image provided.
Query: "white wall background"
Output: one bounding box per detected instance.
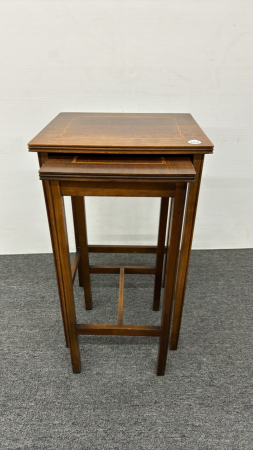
[0,0,252,254]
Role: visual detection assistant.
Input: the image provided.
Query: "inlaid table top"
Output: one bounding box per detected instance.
[28,113,213,154]
[39,155,196,182]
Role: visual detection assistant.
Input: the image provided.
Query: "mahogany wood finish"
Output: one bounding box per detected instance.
[76,324,162,337]
[157,184,187,375]
[75,197,92,310]
[117,268,125,325]
[162,198,174,288]
[88,245,160,254]
[169,154,205,350]
[71,249,80,283]
[153,198,169,311]
[31,112,213,375]
[39,174,69,348]
[60,181,176,198]
[39,154,196,180]
[50,180,81,373]
[89,265,156,275]
[28,113,213,153]
[71,197,83,287]
[37,154,194,374]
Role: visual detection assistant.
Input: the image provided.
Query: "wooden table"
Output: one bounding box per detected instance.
[38,153,195,375]
[28,113,213,353]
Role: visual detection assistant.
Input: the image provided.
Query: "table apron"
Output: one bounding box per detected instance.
[59,180,177,197]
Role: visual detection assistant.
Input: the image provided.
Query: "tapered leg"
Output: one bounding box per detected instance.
[162,199,173,289]
[157,183,187,376]
[74,197,92,310]
[71,197,84,287]
[153,197,169,311]
[38,154,69,348]
[42,179,70,347]
[169,155,204,350]
[50,181,81,373]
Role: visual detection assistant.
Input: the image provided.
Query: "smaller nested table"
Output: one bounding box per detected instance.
[39,154,195,375]
[29,113,213,374]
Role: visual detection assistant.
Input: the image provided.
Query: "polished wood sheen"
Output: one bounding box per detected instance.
[59,180,176,198]
[39,155,196,181]
[89,265,156,274]
[169,154,204,350]
[75,324,162,337]
[71,249,80,283]
[28,113,213,153]
[36,153,195,374]
[153,198,169,311]
[88,245,160,254]
[50,180,81,373]
[30,112,213,375]
[75,197,92,310]
[157,183,187,375]
[71,197,84,287]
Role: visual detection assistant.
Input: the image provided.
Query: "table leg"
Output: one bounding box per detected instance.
[162,199,173,288]
[169,154,204,350]
[157,183,187,376]
[153,197,169,311]
[41,178,69,348]
[74,197,92,310]
[71,197,84,287]
[50,181,81,373]
[38,153,69,347]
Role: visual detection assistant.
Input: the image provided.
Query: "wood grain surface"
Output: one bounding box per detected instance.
[39,155,196,181]
[28,113,213,153]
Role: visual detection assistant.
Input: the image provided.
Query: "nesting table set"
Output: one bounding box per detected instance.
[28,113,213,375]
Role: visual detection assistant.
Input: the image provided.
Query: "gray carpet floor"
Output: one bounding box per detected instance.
[1,249,253,449]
